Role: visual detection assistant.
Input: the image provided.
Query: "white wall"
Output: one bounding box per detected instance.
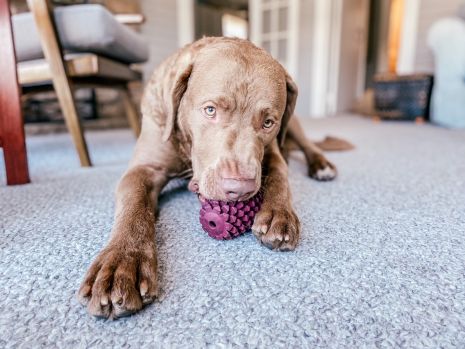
[140,0,179,79]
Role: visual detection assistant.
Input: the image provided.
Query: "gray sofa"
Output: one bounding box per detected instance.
[427,5,465,128]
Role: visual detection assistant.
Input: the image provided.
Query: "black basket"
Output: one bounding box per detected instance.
[23,89,98,123]
[373,74,433,120]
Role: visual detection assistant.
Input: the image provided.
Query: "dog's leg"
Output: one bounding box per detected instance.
[281,137,299,162]
[286,116,337,181]
[252,140,301,251]
[77,165,167,319]
[77,119,178,319]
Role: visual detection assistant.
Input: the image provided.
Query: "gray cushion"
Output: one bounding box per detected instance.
[12,4,149,64]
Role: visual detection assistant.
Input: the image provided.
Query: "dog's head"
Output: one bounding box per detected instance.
[163,38,297,201]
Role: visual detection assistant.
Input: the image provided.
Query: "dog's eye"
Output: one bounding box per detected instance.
[263,119,275,129]
[204,106,216,118]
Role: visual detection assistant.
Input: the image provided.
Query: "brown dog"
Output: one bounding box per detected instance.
[78,37,339,319]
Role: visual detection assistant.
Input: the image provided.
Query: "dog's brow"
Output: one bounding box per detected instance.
[202,95,234,110]
[259,107,277,118]
[261,107,272,115]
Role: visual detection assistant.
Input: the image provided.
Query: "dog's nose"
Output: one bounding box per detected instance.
[220,178,256,200]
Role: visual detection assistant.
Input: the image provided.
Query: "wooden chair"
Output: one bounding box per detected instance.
[0,0,145,185]
[0,0,29,185]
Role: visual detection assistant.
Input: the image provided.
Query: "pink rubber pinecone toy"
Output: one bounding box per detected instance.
[199,193,263,240]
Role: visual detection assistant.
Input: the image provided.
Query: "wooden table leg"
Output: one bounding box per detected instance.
[0,0,30,185]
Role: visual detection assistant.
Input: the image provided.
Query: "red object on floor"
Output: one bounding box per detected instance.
[0,0,30,185]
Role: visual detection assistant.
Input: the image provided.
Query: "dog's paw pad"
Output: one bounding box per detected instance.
[314,165,337,181]
[308,154,337,181]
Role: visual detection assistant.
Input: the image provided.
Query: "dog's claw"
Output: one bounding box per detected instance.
[101,296,109,306]
[140,280,148,297]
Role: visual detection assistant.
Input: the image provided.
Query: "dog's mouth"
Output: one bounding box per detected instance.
[194,190,258,204]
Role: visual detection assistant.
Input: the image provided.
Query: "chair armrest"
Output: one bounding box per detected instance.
[51,0,87,5]
[114,13,145,25]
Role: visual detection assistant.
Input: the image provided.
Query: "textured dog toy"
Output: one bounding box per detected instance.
[199,193,263,240]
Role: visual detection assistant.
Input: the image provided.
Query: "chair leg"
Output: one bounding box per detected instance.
[0,0,30,185]
[27,0,91,167]
[0,97,30,186]
[54,83,91,167]
[121,86,141,137]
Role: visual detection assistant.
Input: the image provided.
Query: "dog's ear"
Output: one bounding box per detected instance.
[161,60,194,142]
[278,73,298,147]
[140,50,195,142]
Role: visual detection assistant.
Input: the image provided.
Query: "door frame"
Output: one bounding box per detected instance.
[249,0,300,78]
[176,0,195,47]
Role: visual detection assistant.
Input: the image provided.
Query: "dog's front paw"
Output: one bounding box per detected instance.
[77,243,158,319]
[252,205,301,251]
[308,153,337,181]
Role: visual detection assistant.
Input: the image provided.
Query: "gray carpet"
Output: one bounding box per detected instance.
[1,115,465,348]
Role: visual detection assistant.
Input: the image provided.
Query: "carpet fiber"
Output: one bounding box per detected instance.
[1,116,465,348]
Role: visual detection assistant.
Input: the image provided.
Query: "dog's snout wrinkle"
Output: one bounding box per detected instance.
[221,159,241,179]
[220,178,256,201]
[220,159,256,181]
